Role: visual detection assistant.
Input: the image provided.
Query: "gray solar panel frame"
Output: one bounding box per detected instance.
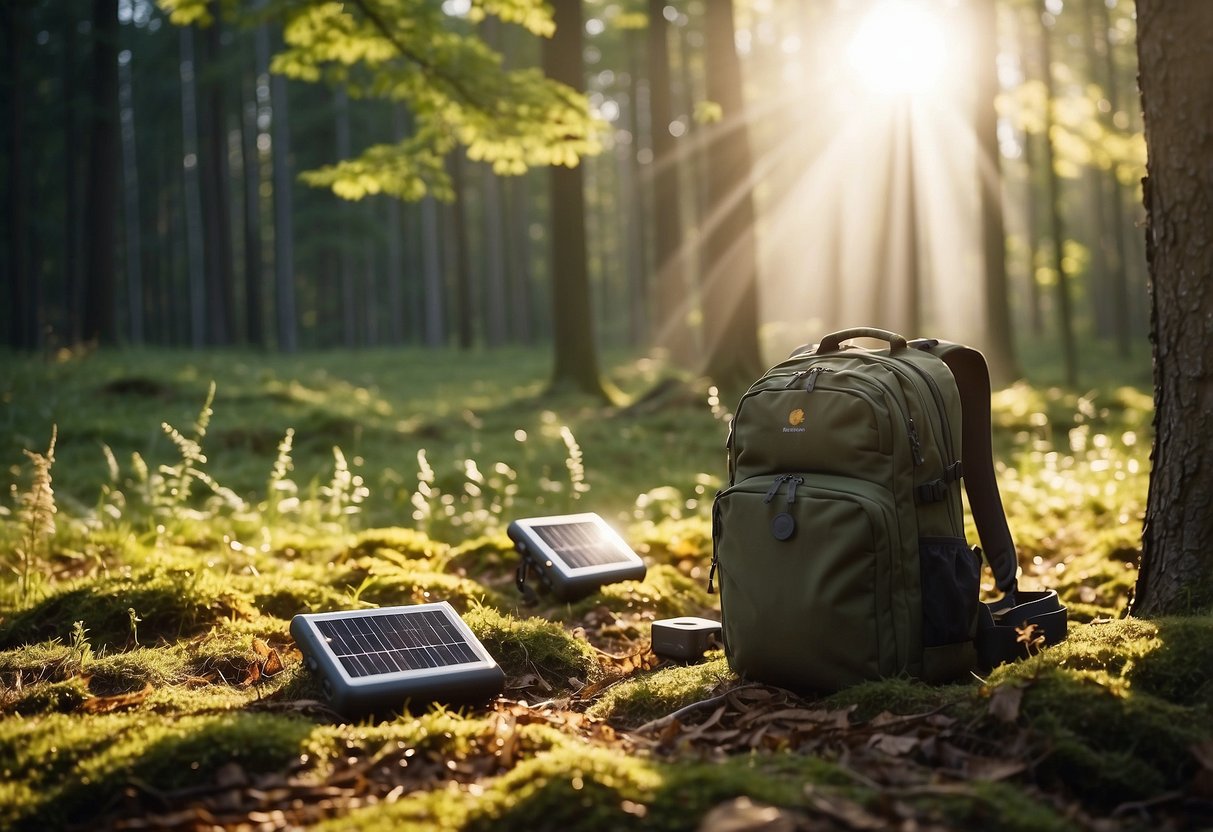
[291,602,504,717]
[507,512,647,601]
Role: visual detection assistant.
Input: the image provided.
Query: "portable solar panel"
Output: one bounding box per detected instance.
[290,602,504,717]
[651,617,722,662]
[507,512,647,602]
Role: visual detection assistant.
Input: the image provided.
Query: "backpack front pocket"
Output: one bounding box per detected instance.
[714,474,902,691]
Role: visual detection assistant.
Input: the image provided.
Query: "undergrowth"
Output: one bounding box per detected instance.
[0,348,1195,831]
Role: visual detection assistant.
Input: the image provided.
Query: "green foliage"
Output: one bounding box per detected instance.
[463,605,601,688]
[587,657,732,725]
[161,0,602,201]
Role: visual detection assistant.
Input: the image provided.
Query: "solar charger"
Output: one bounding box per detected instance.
[651,617,722,661]
[291,602,504,717]
[508,512,647,602]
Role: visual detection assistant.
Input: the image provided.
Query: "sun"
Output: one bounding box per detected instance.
[846,0,949,96]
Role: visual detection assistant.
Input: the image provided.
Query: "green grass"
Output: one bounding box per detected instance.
[0,345,1200,831]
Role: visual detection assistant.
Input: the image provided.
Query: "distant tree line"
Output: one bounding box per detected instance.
[1,0,1148,391]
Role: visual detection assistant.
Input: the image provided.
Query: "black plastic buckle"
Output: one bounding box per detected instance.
[915,479,948,503]
[944,461,964,482]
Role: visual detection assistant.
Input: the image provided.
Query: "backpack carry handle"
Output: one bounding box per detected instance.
[818,327,908,354]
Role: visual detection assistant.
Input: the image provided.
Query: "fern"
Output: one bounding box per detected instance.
[157,381,216,510]
[265,428,299,522]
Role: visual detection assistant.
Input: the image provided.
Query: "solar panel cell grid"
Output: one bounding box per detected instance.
[533,521,629,569]
[316,610,480,679]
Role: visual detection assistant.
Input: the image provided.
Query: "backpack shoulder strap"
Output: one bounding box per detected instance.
[919,340,1019,601]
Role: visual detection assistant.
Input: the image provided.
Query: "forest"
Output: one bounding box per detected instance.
[1,0,1212,830]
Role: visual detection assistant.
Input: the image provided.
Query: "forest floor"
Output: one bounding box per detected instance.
[0,347,1210,831]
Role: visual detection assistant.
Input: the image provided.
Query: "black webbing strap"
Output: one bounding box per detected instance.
[977,590,1068,669]
[927,342,1020,600]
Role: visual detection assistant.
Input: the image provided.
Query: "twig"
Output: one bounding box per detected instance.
[633,683,765,735]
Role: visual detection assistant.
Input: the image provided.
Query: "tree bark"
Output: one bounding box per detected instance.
[4,3,34,350]
[240,38,265,348]
[974,0,1020,385]
[1131,0,1213,616]
[118,52,144,345]
[700,0,763,394]
[265,26,297,353]
[179,26,207,349]
[541,0,611,400]
[1038,6,1078,386]
[82,0,120,346]
[197,3,235,345]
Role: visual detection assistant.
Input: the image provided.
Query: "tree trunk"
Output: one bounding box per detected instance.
[973,0,1020,385]
[542,0,610,400]
[420,194,446,347]
[1038,6,1078,386]
[265,26,297,353]
[118,52,144,345]
[179,26,207,348]
[700,0,763,394]
[333,88,358,348]
[83,0,120,346]
[197,4,235,346]
[62,11,85,346]
[447,152,476,350]
[1017,12,1045,337]
[4,3,33,350]
[240,39,265,348]
[1131,0,1213,617]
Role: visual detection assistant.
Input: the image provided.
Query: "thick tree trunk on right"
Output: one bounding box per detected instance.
[1131,0,1213,617]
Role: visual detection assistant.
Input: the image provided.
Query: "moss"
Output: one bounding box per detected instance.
[353,566,506,612]
[587,659,733,725]
[10,679,91,715]
[250,577,348,619]
[572,564,715,620]
[824,675,974,722]
[0,569,252,650]
[463,606,600,690]
[349,527,447,561]
[0,711,315,829]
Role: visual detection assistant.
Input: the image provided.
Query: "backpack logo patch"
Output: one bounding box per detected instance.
[784,409,807,433]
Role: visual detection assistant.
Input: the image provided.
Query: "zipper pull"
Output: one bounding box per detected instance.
[803,367,834,392]
[708,500,722,593]
[707,554,718,593]
[908,419,925,465]
[764,475,788,503]
[786,476,804,504]
[784,371,807,389]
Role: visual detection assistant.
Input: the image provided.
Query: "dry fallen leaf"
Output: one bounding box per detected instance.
[988,684,1025,723]
[78,682,154,714]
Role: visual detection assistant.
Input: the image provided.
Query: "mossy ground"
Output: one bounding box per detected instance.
[1,347,1207,830]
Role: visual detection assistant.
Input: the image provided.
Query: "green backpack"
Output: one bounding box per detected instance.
[709,328,1066,691]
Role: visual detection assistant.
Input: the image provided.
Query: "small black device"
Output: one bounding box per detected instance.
[651,617,722,661]
[507,512,647,603]
[290,602,504,718]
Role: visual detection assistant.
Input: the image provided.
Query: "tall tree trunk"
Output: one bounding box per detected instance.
[265,26,297,353]
[543,0,610,400]
[623,25,649,347]
[197,4,235,345]
[118,52,144,345]
[179,26,207,348]
[384,107,407,345]
[1017,13,1045,337]
[333,88,358,348]
[4,3,34,350]
[1093,0,1132,358]
[83,0,120,346]
[646,0,692,361]
[1131,0,1213,616]
[240,39,265,348]
[447,152,476,350]
[700,0,763,394]
[505,175,534,344]
[974,0,1020,384]
[1038,6,1078,386]
[481,164,508,347]
[62,12,85,346]
[420,194,446,347]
